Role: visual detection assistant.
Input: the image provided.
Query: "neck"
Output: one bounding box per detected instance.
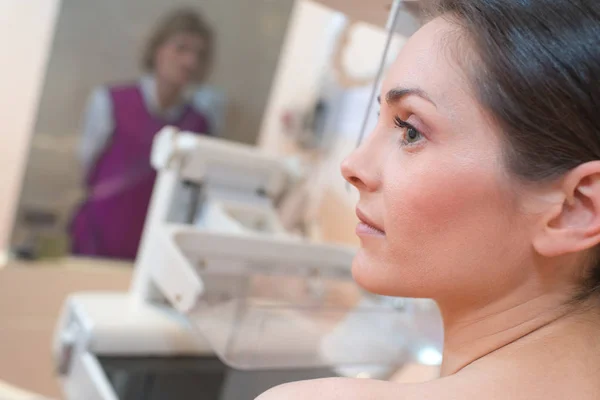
[156,79,183,111]
[438,286,577,376]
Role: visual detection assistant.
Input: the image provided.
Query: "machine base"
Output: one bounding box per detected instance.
[99,355,335,400]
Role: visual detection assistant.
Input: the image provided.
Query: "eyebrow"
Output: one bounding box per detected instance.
[377,87,437,108]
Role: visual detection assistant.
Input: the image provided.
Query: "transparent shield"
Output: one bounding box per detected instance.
[168,227,439,378]
[170,3,444,378]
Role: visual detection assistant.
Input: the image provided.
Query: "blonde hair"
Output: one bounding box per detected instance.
[142,8,213,80]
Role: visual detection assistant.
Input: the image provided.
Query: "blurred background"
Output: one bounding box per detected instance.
[0,0,424,398]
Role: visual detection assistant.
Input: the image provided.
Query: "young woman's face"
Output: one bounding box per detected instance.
[154,32,208,88]
[342,17,539,304]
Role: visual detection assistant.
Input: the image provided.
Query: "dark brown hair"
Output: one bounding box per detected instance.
[142,8,213,81]
[426,0,600,299]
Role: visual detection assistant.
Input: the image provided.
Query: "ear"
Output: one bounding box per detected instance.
[534,161,600,258]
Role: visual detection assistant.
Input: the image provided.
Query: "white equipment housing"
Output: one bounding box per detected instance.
[53,128,428,400]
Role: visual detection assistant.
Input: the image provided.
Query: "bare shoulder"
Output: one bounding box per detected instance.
[255,378,405,400]
[254,376,479,400]
[255,371,507,400]
[256,355,600,400]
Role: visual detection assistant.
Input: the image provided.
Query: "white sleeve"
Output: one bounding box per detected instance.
[192,86,227,137]
[78,86,114,172]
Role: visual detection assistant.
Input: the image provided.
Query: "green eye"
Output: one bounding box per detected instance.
[406,127,421,143]
[394,116,423,146]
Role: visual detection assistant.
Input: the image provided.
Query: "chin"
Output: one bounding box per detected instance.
[351,249,427,298]
[177,70,195,85]
[351,250,395,296]
[172,78,190,88]
[165,73,191,89]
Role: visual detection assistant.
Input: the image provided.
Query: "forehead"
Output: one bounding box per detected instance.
[382,17,473,111]
[167,31,206,44]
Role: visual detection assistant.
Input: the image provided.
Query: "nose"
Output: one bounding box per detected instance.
[341,140,380,193]
[183,51,199,69]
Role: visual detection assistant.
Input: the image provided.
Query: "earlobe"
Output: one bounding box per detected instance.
[533,162,600,258]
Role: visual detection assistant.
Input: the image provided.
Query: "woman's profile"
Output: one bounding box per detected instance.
[259,0,600,398]
[70,8,223,261]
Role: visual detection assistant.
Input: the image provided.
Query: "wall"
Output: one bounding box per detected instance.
[0,0,62,264]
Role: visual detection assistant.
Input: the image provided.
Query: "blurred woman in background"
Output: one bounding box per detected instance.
[70,8,225,261]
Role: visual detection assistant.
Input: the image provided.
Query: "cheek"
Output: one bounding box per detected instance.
[156,47,178,72]
[390,157,497,232]
[354,151,524,299]
[155,49,169,71]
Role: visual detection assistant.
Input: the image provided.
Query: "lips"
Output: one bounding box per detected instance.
[356,208,385,235]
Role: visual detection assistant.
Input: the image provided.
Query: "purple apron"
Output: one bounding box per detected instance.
[70,84,210,260]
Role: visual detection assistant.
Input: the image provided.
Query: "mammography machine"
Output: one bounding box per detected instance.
[53,2,443,398]
[53,127,442,400]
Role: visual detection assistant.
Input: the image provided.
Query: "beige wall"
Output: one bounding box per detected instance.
[0,0,62,263]
[0,262,132,398]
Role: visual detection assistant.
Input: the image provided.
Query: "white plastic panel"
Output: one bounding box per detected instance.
[151,129,290,200]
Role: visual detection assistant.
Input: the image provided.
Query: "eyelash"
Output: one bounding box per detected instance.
[376,109,425,147]
[393,116,424,147]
